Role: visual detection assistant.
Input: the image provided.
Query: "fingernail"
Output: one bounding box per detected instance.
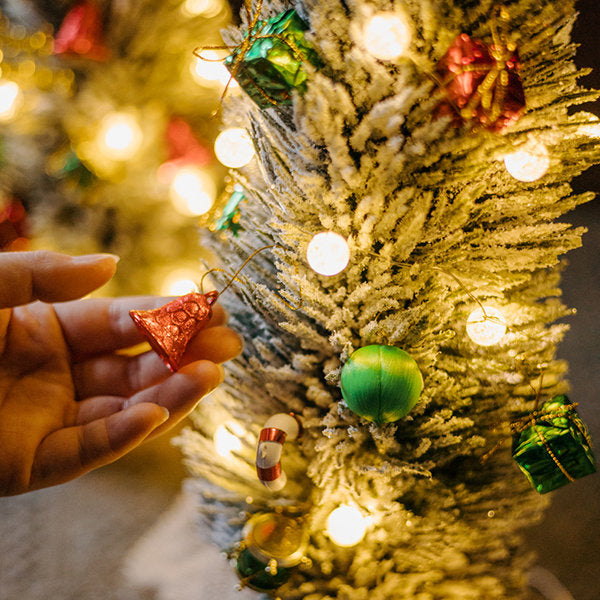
[158,406,170,421]
[72,253,121,264]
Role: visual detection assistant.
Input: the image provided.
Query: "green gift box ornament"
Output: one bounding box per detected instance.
[511,395,596,494]
[225,9,322,108]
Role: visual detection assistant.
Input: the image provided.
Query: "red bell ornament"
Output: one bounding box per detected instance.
[53,1,110,61]
[130,291,219,372]
[435,32,525,132]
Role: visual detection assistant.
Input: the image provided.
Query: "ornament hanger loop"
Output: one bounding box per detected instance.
[201,243,303,311]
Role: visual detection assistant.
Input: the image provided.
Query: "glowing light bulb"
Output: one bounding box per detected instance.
[98,112,143,160]
[182,0,223,18]
[190,51,238,89]
[214,127,255,168]
[161,270,199,296]
[363,11,412,60]
[306,231,350,276]
[580,116,600,138]
[169,166,216,215]
[214,422,244,458]
[466,306,507,346]
[503,141,549,182]
[326,505,368,547]
[0,80,21,121]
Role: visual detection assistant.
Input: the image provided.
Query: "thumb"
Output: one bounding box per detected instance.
[0,250,119,309]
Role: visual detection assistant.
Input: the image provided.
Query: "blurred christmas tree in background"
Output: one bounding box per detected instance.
[0,0,235,295]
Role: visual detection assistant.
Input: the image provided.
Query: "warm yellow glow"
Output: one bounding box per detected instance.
[580,120,600,138]
[190,52,238,89]
[306,231,350,276]
[169,166,216,215]
[0,80,21,121]
[503,141,549,182]
[182,0,223,18]
[466,306,507,346]
[161,270,199,296]
[326,505,367,547]
[214,422,244,458]
[98,112,143,160]
[214,127,255,168]
[363,11,412,60]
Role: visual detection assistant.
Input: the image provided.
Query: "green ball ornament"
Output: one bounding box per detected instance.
[340,345,423,425]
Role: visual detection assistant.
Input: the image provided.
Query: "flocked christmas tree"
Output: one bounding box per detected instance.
[169,0,600,598]
[0,0,599,598]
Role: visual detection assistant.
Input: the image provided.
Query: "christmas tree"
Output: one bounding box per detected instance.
[172,1,599,598]
[0,0,598,599]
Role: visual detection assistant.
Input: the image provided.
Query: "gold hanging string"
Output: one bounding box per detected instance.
[200,244,303,311]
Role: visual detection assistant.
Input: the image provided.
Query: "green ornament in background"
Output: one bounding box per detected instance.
[215,187,245,236]
[225,9,322,108]
[340,345,424,425]
[512,395,596,494]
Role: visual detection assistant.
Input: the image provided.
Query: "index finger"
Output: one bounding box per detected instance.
[54,295,228,359]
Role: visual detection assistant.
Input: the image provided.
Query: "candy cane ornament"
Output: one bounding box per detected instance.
[256,413,302,491]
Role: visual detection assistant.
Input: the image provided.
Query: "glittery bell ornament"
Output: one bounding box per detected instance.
[235,512,308,592]
[225,8,322,108]
[434,30,525,132]
[53,1,110,61]
[129,291,218,372]
[512,395,596,494]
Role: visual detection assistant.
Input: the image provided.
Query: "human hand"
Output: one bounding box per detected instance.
[0,251,242,496]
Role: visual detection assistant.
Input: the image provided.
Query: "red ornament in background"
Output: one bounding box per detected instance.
[53,1,110,61]
[435,32,525,132]
[130,291,219,372]
[157,118,213,184]
[0,197,30,251]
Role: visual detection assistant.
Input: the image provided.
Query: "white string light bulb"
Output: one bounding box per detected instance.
[214,127,255,168]
[363,11,412,61]
[169,165,216,216]
[160,269,200,296]
[466,306,507,346]
[326,505,368,547]
[504,141,550,182]
[190,51,238,89]
[0,80,21,121]
[213,422,244,459]
[98,112,143,160]
[182,0,223,18]
[306,231,350,276]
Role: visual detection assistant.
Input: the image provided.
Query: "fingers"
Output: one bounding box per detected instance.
[29,403,169,491]
[0,251,118,309]
[55,295,228,359]
[72,326,242,399]
[76,360,224,431]
[122,360,224,438]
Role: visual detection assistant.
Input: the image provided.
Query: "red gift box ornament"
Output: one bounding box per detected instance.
[434,23,525,132]
[53,1,110,61]
[130,290,219,372]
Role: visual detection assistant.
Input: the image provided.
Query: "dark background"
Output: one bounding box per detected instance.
[525,0,600,597]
